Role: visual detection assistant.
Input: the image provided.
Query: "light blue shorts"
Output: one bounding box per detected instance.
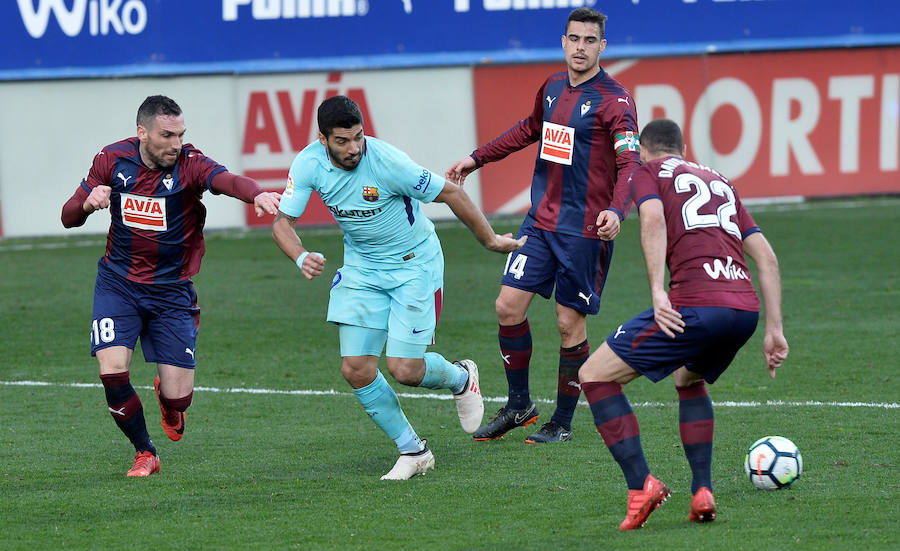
[327,251,444,358]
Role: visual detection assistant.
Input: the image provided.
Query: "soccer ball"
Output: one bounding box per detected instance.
[744,436,802,490]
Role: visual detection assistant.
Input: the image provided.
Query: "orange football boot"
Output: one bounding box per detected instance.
[689,487,717,523]
[126,450,160,477]
[618,474,671,530]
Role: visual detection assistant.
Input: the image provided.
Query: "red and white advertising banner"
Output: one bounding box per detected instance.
[474,47,900,215]
[237,68,477,227]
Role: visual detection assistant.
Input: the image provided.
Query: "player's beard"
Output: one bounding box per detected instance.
[144,147,179,170]
[327,144,361,171]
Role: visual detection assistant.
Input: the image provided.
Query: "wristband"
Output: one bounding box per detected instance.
[296,251,309,270]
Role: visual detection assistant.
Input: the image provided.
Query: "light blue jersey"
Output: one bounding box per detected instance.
[280,136,445,268]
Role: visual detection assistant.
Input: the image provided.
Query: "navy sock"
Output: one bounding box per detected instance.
[100,372,155,455]
[499,320,532,409]
[677,381,715,493]
[584,380,649,490]
[550,340,588,430]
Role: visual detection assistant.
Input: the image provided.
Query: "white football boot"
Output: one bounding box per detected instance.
[452,360,484,434]
[380,441,435,480]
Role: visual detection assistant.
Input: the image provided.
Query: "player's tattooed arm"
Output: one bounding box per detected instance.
[273,211,297,225]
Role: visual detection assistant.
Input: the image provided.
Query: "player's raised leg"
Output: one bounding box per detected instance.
[154,364,194,442]
[409,353,482,433]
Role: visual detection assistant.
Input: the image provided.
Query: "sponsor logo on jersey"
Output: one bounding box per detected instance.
[362,186,379,202]
[121,193,166,231]
[328,205,383,219]
[540,121,574,165]
[116,172,133,187]
[702,256,749,281]
[162,174,174,190]
[613,131,640,155]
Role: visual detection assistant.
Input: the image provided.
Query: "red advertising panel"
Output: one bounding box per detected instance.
[239,72,378,227]
[475,48,900,214]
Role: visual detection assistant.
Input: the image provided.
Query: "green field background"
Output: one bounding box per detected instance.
[1,197,897,549]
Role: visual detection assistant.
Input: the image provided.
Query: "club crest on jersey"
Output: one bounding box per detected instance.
[162,174,174,190]
[580,101,592,117]
[362,186,379,202]
[121,192,167,231]
[614,131,640,154]
[283,175,295,199]
[540,121,574,165]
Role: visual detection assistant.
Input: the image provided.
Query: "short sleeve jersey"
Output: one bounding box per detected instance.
[472,68,641,239]
[280,137,445,268]
[629,156,761,311]
[81,137,226,284]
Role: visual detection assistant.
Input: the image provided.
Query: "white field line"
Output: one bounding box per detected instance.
[2,380,897,409]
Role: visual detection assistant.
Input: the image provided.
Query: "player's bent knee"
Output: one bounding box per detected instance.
[385,357,425,386]
[495,297,526,325]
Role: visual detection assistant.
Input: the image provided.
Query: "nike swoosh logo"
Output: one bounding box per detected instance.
[514,405,536,424]
[412,328,427,334]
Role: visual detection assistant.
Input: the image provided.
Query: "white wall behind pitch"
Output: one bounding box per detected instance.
[0,67,480,238]
[0,76,242,238]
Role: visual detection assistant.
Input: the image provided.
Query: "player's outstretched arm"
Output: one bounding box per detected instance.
[743,232,788,378]
[638,197,684,338]
[210,172,280,216]
[434,181,526,253]
[444,155,478,187]
[272,211,326,280]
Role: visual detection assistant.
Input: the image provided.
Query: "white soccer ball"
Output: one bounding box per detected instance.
[744,435,802,490]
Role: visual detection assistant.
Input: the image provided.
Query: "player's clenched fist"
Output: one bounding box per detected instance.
[84,185,112,213]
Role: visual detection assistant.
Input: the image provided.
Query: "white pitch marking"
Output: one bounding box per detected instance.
[1,380,897,409]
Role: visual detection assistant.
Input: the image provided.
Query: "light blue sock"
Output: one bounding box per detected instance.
[421,352,468,394]
[353,371,423,453]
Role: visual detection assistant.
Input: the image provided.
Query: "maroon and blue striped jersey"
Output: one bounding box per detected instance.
[472,68,641,239]
[629,155,761,311]
[78,137,226,284]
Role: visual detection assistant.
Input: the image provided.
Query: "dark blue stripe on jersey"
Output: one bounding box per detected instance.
[79,180,91,193]
[403,196,414,225]
[561,82,596,236]
[109,158,133,271]
[157,165,185,282]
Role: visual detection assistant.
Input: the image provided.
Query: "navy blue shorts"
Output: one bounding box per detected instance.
[500,226,613,315]
[91,261,200,368]
[606,306,759,383]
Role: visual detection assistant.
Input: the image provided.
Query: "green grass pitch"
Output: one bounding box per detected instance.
[0,197,897,549]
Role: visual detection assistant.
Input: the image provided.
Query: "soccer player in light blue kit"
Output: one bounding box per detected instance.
[272,96,525,480]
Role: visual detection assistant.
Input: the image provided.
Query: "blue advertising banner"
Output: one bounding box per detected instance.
[3,0,898,80]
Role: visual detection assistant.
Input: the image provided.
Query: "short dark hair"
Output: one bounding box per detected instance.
[640,119,684,156]
[317,95,363,137]
[137,95,182,127]
[566,7,607,38]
